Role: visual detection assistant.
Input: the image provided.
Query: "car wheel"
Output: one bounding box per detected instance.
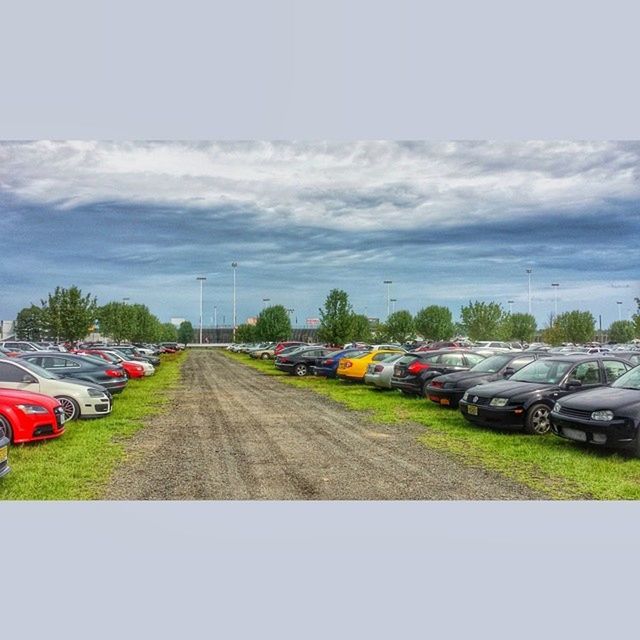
[55,396,80,421]
[294,364,308,377]
[260,353,269,360]
[524,403,551,435]
[0,415,13,442]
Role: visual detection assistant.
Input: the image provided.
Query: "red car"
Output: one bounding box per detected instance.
[0,388,66,444]
[76,349,146,378]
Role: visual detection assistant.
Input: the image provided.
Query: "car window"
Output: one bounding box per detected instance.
[22,356,44,366]
[372,352,393,361]
[41,357,76,369]
[570,361,601,385]
[0,361,29,382]
[465,353,486,367]
[509,356,536,371]
[510,359,573,384]
[438,353,465,366]
[603,360,630,383]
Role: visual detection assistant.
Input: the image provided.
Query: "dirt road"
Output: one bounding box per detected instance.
[105,350,541,499]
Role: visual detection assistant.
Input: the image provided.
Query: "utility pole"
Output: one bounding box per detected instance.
[231,261,238,341]
[196,276,206,344]
[526,268,532,314]
[383,280,392,318]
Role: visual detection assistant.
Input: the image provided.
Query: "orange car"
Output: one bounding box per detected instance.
[337,349,404,381]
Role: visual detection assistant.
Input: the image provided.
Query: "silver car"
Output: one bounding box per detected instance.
[363,353,404,389]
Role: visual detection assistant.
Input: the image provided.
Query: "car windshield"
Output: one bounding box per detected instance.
[509,359,574,384]
[469,354,514,373]
[17,359,59,380]
[81,354,112,366]
[611,366,640,390]
[381,353,404,363]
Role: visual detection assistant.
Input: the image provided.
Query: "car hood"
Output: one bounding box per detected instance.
[559,387,640,412]
[466,379,553,398]
[0,387,60,407]
[433,371,499,387]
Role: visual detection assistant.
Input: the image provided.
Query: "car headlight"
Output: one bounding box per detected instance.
[87,388,106,397]
[553,402,562,413]
[462,391,469,401]
[490,397,509,407]
[591,410,614,421]
[16,404,49,414]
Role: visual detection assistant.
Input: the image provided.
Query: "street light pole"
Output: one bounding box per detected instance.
[196,276,206,344]
[262,298,271,309]
[122,297,130,305]
[617,301,623,321]
[526,269,532,314]
[508,300,514,314]
[231,262,238,341]
[551,283,559,319]
[383,280,393,318]
[390,298,397,314]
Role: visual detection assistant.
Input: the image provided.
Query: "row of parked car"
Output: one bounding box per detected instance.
[232,339,640,457]
[0,340,178,479]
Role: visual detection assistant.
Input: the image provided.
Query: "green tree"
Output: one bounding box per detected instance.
[459,301,505,341]
[555,310,595,344]
[608,320,635,343]
[15,305,46,341]
[502,313,537,343]
[97,302,135,343]
[127,304,161,343]
[255,305,291,341]
[177,320,194,345]
[381,310,415,343]
[349,314,372,342]
[414,305,453,340]
[317,289,354,346]
[42,285,97,343]
[235,323,257,343]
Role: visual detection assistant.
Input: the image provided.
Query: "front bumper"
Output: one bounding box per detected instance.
[80,395,113,418]
[459,400,525,430]
[550,412,636,448]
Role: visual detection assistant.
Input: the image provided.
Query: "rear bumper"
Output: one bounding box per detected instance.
[426,387,463,407]
[390,378,422,395]
[311,366,336,378]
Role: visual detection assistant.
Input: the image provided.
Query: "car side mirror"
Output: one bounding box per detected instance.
[22,374,37,384]
[566,378,582,389]
[503,367,515,378]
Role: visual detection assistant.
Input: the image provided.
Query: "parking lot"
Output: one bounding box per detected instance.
[105,349,540,500]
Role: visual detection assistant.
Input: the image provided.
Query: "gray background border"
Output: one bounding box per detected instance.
[3,1,640,638]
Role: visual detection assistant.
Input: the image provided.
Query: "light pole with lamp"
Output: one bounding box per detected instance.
[262,298,271,309]
[551,283,559,319]
[383,280,393,318]
[508,300,514,314]
[196,276,206,344]
[231,261,238,342]
[526,268,532,314]
[390,298,397,314]
[617,301,623,321]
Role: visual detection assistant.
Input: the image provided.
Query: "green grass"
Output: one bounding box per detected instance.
[225,351,640,499]
[0,352,186,500]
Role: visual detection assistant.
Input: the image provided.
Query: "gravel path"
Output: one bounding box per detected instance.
[104,350,542,500]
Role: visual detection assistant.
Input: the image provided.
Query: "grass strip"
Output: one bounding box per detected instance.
[224,351,640,500]
[0,352,186,500]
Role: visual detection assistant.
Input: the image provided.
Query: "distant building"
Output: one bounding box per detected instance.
[170,317,187,327]
[246,317,258,326]
[0,320,15,339]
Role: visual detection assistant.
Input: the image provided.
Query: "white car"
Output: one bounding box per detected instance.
[0,358,112,421]
[103,350,155,376]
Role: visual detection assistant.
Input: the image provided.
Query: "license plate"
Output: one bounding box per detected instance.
[563,427,587,442]
[428,395,440,402]
[0,446,7,463]
[440,398,450,406]
[467,404,478,416]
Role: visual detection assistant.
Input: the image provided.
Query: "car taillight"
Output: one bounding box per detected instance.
[105,368,123,377]
[374,365,384,373]
[279,358,289,363]
[407,362,429,375]
[430,380,443,388]
[325,359,334,365]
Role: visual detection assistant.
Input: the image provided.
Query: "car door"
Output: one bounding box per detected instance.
[434,352,468,376]
[602,359,633,384]
[552,360,603,402]
[0,361,41,392]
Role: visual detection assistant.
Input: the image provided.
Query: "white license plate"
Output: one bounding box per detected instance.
[467,404,478,416]
[0,446,7,463]
[563,427,587,442]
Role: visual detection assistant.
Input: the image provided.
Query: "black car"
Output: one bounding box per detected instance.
[550,365,640,455]
[17,352,128,394]
[275,347,337,377]
[426,352,549,408]
[0,435,9,478]
[459,355,633,435]
[390,350,487,396]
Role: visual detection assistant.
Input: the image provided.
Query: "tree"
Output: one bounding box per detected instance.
[414,305,453,340]
[502,313,537,343]
[349,314,372,342]
[555,310,595,344]
[381,310,415,343]
[158,323,178,342]
[459,301,505,341]
[97,302,135,343]
[608,320,635,343]
[235,323,257,343]
[42,285,97,343]
[317,289,354,346]
[15,305,46,341]
[177,320,194,345]
[128,304,161,343]
[255,305,291,341]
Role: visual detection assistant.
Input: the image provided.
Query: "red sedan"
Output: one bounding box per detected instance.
[0,388,66,444]
[76,349,146,378]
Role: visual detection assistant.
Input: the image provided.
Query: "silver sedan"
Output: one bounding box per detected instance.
[364,353,404,389]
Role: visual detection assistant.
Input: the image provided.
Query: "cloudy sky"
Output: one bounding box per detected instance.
[1,141,638,329]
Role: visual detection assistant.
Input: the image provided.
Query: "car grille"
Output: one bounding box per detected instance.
[94,404,110,413]
[558,406,593,420]
[468,395,491,405]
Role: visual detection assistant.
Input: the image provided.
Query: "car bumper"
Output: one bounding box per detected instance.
[389,378,422,395]
[311,366,336,378]
[79,396,113,418]
[101,379,127,394]
[337,370,365,381]
[550,412,636,447]
[275,363,295,373]
[426,388,463,407]
[459,400,525,429]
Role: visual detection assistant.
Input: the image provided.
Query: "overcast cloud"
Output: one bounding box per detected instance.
[0,141,638,328]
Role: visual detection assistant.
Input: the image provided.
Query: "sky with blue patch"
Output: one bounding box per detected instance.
[1,141,638,329]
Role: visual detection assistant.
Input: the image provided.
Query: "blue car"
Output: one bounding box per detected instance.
[311,349,369,378]
[0,435,9,478]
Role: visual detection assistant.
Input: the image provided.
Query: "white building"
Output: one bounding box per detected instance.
[0,320,15,339]
[170,317,187,327]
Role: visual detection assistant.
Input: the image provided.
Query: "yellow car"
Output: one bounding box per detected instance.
[337,349,404,381]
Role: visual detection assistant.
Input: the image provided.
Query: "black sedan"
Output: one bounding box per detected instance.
[426,352,549,408]
[17,352,128,394]
[0,434,9,478]
[275,347,338,377]
[390,350,486,396]
[459,355,633,435]
[550,365,640,455]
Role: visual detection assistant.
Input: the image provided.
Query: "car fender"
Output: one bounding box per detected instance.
[521,394,555,411]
